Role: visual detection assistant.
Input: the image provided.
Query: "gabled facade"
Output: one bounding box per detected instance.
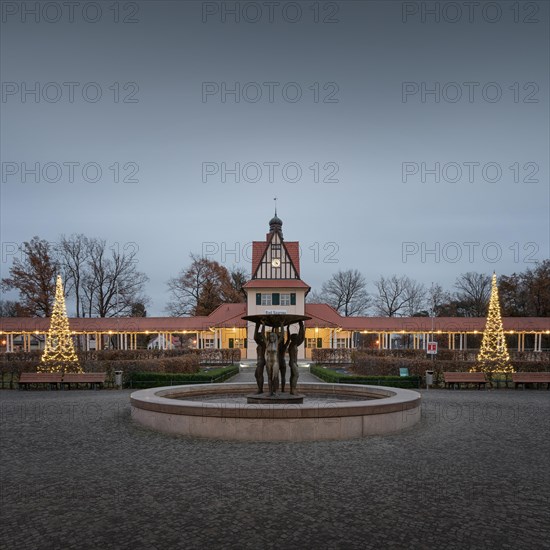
[243,213,310,359]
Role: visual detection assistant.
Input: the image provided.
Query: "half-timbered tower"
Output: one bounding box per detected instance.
[243,213,310,358]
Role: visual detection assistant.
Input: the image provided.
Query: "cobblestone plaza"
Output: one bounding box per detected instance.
[1,387,549,550]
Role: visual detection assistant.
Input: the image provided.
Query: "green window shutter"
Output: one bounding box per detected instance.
[256,293,261,305]
[317,338,323,348]
[272,293,280,305]
[228,338,234,349]
[290,293,296,305]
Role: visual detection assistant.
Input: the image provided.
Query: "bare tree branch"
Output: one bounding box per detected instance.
[453,272,491,317]
[373,275,425,317]
[80,239,149,317]
[319,269,370,316]
[56,234,90,318]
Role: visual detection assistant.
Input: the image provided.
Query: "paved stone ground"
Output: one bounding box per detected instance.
[1,387,549,550]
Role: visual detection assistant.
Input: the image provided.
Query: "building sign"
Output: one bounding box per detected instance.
[265,310,287,315]
[427,342,438,355]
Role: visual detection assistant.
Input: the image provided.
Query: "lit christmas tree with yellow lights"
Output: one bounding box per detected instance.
[474,273,514,375]
[39,275,82,374]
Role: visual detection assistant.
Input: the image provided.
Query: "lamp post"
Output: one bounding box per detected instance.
[430,282,435,365]
[116,282,120,350]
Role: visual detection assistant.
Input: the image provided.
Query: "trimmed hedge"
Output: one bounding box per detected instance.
[350,353,550,380]
[0,348,241,365]
[352,349,550,362]
[311,349,352,364]
[0,348,243,388]
[127,365,239,388]
[0,355,200,389]
[311,365,421,388]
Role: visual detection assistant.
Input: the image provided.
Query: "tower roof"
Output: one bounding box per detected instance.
[269,212,283,233]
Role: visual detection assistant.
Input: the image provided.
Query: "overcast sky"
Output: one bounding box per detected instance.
[1,1,549,316]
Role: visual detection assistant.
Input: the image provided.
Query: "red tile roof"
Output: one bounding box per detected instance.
[250,241,268,275]
[203,303,247,327]
[243,279,310,289]
[1,310,548,333]
[304,304,343,328]
[303,305,550,332]
[284,241,300,276]
[250,237,301,277]
[0,316,215,333]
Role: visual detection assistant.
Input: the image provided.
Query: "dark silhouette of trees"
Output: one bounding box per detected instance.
[1,237,58,316]
[167,254,247,316]
[499,260,550,316]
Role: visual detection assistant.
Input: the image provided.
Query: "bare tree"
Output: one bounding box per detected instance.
[0,300,21,317]
[402,279,427,316]
[453,272,491,317]
[229,266,248,299]
[166,254,245,316]
[426,283,451,316]
[80,239,149,317]
[373,275,423,317]
[306,290,324,303]
[57,234,91,317]
[319,269,370,316]
[1,237,58,316]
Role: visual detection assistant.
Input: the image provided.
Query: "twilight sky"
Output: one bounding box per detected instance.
[1,0,549,316]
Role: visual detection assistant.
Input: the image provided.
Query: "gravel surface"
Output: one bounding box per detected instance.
[1,388,549,550]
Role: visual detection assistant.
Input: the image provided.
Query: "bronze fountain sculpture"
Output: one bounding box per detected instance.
[243,314,309,404]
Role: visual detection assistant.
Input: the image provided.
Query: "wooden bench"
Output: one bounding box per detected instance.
[62,373,106,390]
[444,372,488,390]
[18,373,63,390]
[512,372,550,390]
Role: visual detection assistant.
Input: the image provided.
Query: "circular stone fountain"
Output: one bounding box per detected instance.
[130,382,421,441]
[131,312,420,441]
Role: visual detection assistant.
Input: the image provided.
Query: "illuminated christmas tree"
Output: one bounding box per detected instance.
[474,273,514,375]
[39,275,82,373]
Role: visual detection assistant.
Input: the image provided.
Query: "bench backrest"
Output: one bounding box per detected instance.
[19,373,63,382]
[444,372,487,382]
[512,372,550,381]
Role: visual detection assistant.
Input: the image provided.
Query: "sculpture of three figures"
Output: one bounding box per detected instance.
[253,320,305,396]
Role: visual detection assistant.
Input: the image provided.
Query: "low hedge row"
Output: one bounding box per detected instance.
[350,355,549,378]
[0,355,201,389]
[127,365,239,388]
[352,349,550,361]
[311,349,352,364]
[311,366,422,388]
[0,348,241,365]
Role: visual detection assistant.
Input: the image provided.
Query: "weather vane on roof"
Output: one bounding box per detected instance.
[274,196,277,216]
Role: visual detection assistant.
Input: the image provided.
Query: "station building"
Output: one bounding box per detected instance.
[1,215,549,358]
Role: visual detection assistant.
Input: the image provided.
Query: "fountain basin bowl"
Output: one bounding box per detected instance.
[130,382,421,441]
